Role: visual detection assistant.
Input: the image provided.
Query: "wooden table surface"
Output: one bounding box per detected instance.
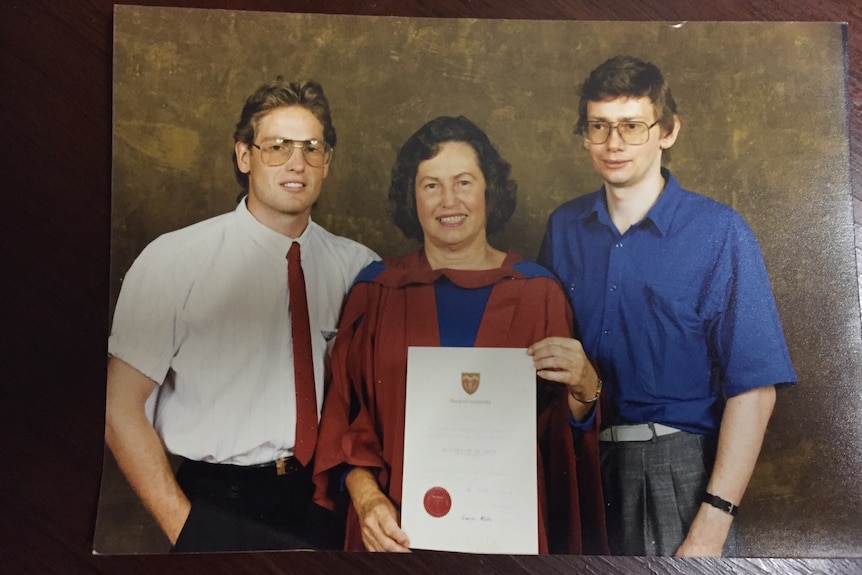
[2,1,860,573]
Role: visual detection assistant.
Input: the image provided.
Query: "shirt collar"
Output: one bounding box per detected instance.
[235,197,314,259]
[642,168,682,236]
[579,168,682,237]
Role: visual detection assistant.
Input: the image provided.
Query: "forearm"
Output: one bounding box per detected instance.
[678,385,777,556]
[706,385,776,502]
[344,467,410,551]
[105,358,191,545]
[344,467,386,513]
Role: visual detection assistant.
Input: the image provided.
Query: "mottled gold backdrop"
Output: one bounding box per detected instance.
[101,7,861,556]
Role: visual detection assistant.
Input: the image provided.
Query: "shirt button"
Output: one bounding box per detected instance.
[610,285,617,292]
[603,329,611,335]
[615,242,623,248]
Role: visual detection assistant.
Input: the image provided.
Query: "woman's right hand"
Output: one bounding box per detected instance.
[345,467,411,552]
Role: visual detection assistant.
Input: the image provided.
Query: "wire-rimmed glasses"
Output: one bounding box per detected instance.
[251,138,333,167]
[581,120,660,145]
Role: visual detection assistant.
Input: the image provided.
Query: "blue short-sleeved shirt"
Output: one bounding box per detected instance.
[539,170,796,436]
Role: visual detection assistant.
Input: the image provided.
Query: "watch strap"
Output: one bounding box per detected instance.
[702,492,739,517]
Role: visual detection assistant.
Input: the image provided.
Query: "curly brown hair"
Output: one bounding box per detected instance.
[388,116,517,242]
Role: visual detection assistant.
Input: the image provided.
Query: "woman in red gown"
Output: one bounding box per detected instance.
[312,116,607,554]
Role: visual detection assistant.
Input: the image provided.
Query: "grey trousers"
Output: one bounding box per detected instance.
[600,429,743,556]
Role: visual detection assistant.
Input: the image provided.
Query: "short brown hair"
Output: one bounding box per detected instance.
[576,55,677,138]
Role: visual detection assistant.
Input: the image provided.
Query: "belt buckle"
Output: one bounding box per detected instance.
[623,424,653,441]
[611,424,653,441]
[276,458,287,476]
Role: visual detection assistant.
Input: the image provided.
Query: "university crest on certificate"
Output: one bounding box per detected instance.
[400,347,538,554]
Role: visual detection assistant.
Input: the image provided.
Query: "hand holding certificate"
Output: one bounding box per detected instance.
[400,347,539,554]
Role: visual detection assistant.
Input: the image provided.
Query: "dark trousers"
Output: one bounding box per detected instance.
[172,458,343,552]
[600,430,743,556]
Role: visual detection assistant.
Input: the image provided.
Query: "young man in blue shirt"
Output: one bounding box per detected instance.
[536,55,796,556]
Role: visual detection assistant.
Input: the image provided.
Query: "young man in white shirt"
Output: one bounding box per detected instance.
[105,78,378,552]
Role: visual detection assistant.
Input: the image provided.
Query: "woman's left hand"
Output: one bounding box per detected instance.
[527,337,600,404]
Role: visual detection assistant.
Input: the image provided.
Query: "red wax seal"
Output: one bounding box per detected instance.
[423,486,452,518]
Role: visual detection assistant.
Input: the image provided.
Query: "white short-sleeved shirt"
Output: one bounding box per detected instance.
[108,199,378,465]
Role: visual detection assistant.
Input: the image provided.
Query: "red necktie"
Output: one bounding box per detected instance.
[287,241,317,466]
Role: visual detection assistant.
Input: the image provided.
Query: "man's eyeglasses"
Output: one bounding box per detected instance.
[581,120,660,145]
[251,138,333,168]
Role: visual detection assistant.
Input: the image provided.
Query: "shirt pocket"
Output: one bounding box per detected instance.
[633,280,712,400]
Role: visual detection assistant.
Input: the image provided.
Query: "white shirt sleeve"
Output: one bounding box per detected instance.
[108,236,188,385]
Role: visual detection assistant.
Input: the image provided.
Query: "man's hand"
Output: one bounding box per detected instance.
[527,337,600,421]
[345,468,411,552]
[675,503,734,557]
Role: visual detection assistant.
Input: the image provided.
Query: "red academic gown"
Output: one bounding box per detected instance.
[312,251,608,554]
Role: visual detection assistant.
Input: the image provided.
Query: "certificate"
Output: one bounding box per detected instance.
[400,347,538,554]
